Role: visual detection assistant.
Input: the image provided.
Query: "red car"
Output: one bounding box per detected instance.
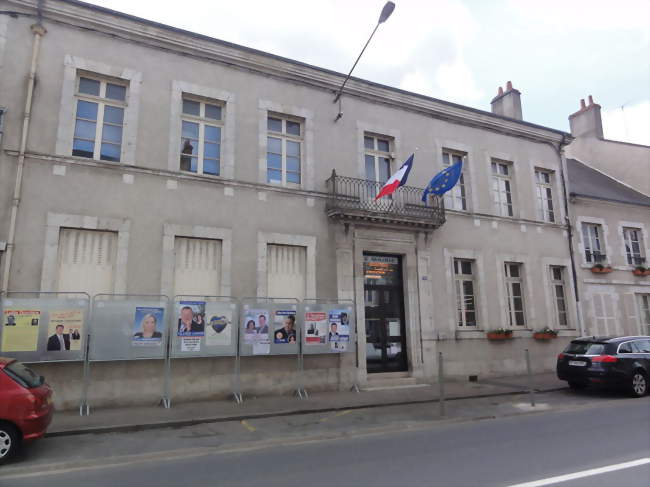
[0,358,54,463]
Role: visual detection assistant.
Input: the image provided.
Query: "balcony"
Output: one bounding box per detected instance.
[325,170,446,230]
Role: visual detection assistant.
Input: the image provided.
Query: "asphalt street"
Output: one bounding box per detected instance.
[1,390,649,487]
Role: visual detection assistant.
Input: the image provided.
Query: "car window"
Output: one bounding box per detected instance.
[619,342,634,354]
[3,361,43,388]
[564,342,605,355]
[632,340,650,353]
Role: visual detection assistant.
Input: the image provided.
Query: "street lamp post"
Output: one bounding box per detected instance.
[333,1,395,120]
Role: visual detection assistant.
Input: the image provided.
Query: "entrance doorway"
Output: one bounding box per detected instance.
[364,253,408,373]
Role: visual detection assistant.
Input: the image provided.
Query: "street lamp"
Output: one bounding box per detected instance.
[333,1,395,120]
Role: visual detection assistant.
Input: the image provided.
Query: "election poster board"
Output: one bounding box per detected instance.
[170,298,237,358]
[302,302,354,355]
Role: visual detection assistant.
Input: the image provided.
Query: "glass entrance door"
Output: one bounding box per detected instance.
[364,254,407,373]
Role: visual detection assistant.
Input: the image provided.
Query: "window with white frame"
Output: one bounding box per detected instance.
[364,134,392,184]
[535,169,555,222]
[550,266,568,327]
[180,96,223,175]
[266,244,306,300]
[267,115,302,185]
[491,160,514,217]
[443,150,467,211]
[623,227,646,266]
[637,294,650,335]
[504,262,526,327]
[72,74,127,162]
[582,223,606,263]
[454,258,477,327]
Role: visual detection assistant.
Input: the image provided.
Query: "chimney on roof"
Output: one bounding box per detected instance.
[490,81,522,120]
[569,95,603,138]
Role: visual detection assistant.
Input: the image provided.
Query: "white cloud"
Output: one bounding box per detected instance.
[433,58,484,103]
[601,100,650,146]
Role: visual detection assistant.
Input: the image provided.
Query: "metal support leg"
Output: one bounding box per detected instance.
[438,352,446,417]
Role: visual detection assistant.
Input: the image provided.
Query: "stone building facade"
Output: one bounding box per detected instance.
[0,0,582,409]
[565,98,650,339]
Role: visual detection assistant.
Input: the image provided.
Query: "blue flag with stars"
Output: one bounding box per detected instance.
[421,160,463,203]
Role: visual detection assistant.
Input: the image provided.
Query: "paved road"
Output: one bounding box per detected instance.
[1,391,648,486]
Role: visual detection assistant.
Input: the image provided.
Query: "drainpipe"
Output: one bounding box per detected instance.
[555,136,585,336]
[1,19,47,294]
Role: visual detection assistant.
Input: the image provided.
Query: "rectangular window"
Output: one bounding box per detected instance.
[491,160,513,217]
[364,134,392,184]
[56,228,117,297]
[550,266,568,327]
[454,258,477,327]
[504,262,525,327]
[266,244,306,300]
[267,115,303,186]
[637,294,650,335]
[180,96,223,175]
[72,75,127,162]
[581,223,606,263]
[535,169,555,223]
[443,151,467,211]
[623,227,645,266]
[173,237,222,297]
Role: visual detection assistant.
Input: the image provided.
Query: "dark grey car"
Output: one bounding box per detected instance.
[556,336,650,397]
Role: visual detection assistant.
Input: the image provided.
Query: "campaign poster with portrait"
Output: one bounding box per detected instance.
[304,312,327,345]
[328,309,350,351]
[1,309,40,352]
[48,309,84,351]
[273,310,297,344]
[204,304,232,347]
[243,309,269,354]
[132,307,164,347]
[177,301,206,337]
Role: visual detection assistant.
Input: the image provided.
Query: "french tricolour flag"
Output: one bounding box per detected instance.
[374,154,414,200]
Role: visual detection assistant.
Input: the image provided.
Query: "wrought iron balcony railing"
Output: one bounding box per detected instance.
[325,170,445,229]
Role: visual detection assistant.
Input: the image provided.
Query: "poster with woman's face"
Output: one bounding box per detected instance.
[132,307,164,346]
[243,310,269,345]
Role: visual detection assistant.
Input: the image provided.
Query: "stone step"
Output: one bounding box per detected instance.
[363,376,421,390]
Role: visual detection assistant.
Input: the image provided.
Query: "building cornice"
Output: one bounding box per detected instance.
[7,0,569,145]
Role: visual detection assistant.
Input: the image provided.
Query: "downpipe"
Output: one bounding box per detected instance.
[1,22,46,294]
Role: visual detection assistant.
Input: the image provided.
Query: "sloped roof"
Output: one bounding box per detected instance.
[567,158,650,207]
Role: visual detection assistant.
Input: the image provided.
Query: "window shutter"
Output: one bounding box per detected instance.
[266,244,306,300]
[57,229,117,296]
[174,237,222,297]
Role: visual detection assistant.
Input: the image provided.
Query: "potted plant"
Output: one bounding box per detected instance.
[533,327,558,340]
[633,266,647,276]
[486,328,513,340]
[590,263,605,274]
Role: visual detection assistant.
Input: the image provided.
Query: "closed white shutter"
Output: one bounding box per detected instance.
[266,244,306,300]
[592,293,618,335]
[57,229,117,296]
[174,237,221,296]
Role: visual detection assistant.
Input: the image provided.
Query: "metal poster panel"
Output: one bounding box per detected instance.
[0,294,89,363]
[302,301,355,355]
[239,299,299,357]
[170,297,238,358]
[89,295,168,361]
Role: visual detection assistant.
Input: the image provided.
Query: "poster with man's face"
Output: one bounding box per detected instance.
[2,309,40,352]
[178,301,206,337]
[49,309,84,351]
[273,310,296,344]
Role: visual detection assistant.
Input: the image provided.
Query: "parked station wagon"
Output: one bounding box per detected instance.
[557,336,650,397]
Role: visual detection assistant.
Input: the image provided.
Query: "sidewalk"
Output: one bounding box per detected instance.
[48,372,566,436]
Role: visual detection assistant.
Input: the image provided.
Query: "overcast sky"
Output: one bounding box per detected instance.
[83,0,649,144]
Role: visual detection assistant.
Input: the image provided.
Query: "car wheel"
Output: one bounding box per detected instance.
[0,422,19,464]
[568,380,587,390]
[629,371,648,398]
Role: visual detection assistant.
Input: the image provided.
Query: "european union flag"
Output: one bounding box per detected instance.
[421,160,463,203]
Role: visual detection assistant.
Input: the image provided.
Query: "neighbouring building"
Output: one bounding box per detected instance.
[1,0,581,409]
[565,98,650,338]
